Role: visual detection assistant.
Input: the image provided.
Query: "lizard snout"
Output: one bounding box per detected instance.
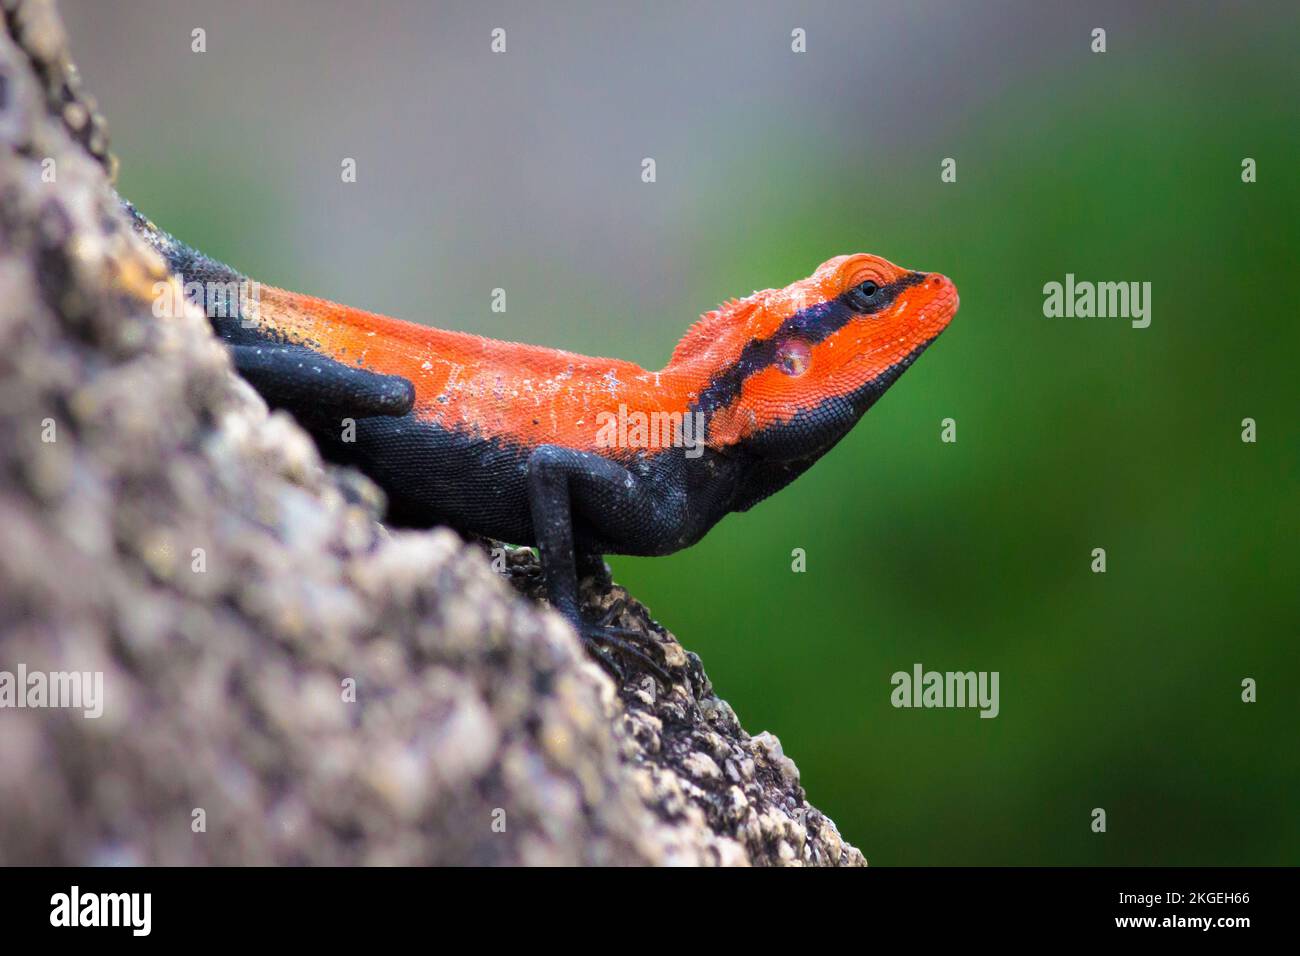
[920,272,959,328]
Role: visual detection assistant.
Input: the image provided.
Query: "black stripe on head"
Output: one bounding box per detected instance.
[693,271,926,416]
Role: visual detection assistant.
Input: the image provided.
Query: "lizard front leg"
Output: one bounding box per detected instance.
[226,342,415,422]
[525,445,671,682]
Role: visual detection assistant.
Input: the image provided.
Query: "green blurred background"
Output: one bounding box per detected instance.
[65,0,1298,864]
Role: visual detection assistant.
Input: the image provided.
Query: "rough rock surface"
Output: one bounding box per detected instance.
[0,0,864,867]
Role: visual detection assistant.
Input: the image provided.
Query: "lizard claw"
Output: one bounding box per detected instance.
[595,597,627,629]
[578,611,671,686]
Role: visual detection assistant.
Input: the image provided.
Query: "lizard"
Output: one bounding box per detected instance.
[124,200,959,679]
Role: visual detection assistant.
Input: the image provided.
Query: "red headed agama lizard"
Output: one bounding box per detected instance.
[124,200,959,678]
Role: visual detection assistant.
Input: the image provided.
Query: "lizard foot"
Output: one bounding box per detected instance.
[578,600,671,685]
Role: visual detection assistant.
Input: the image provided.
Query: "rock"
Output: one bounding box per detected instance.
[0,0,864,867]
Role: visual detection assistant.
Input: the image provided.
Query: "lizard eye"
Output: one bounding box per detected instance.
[845,280,880,312]
[775,337,811,376]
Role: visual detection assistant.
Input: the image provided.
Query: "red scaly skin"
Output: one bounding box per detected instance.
[239,253,957,457]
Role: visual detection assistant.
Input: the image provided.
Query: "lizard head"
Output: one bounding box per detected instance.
[678,254,958,462]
